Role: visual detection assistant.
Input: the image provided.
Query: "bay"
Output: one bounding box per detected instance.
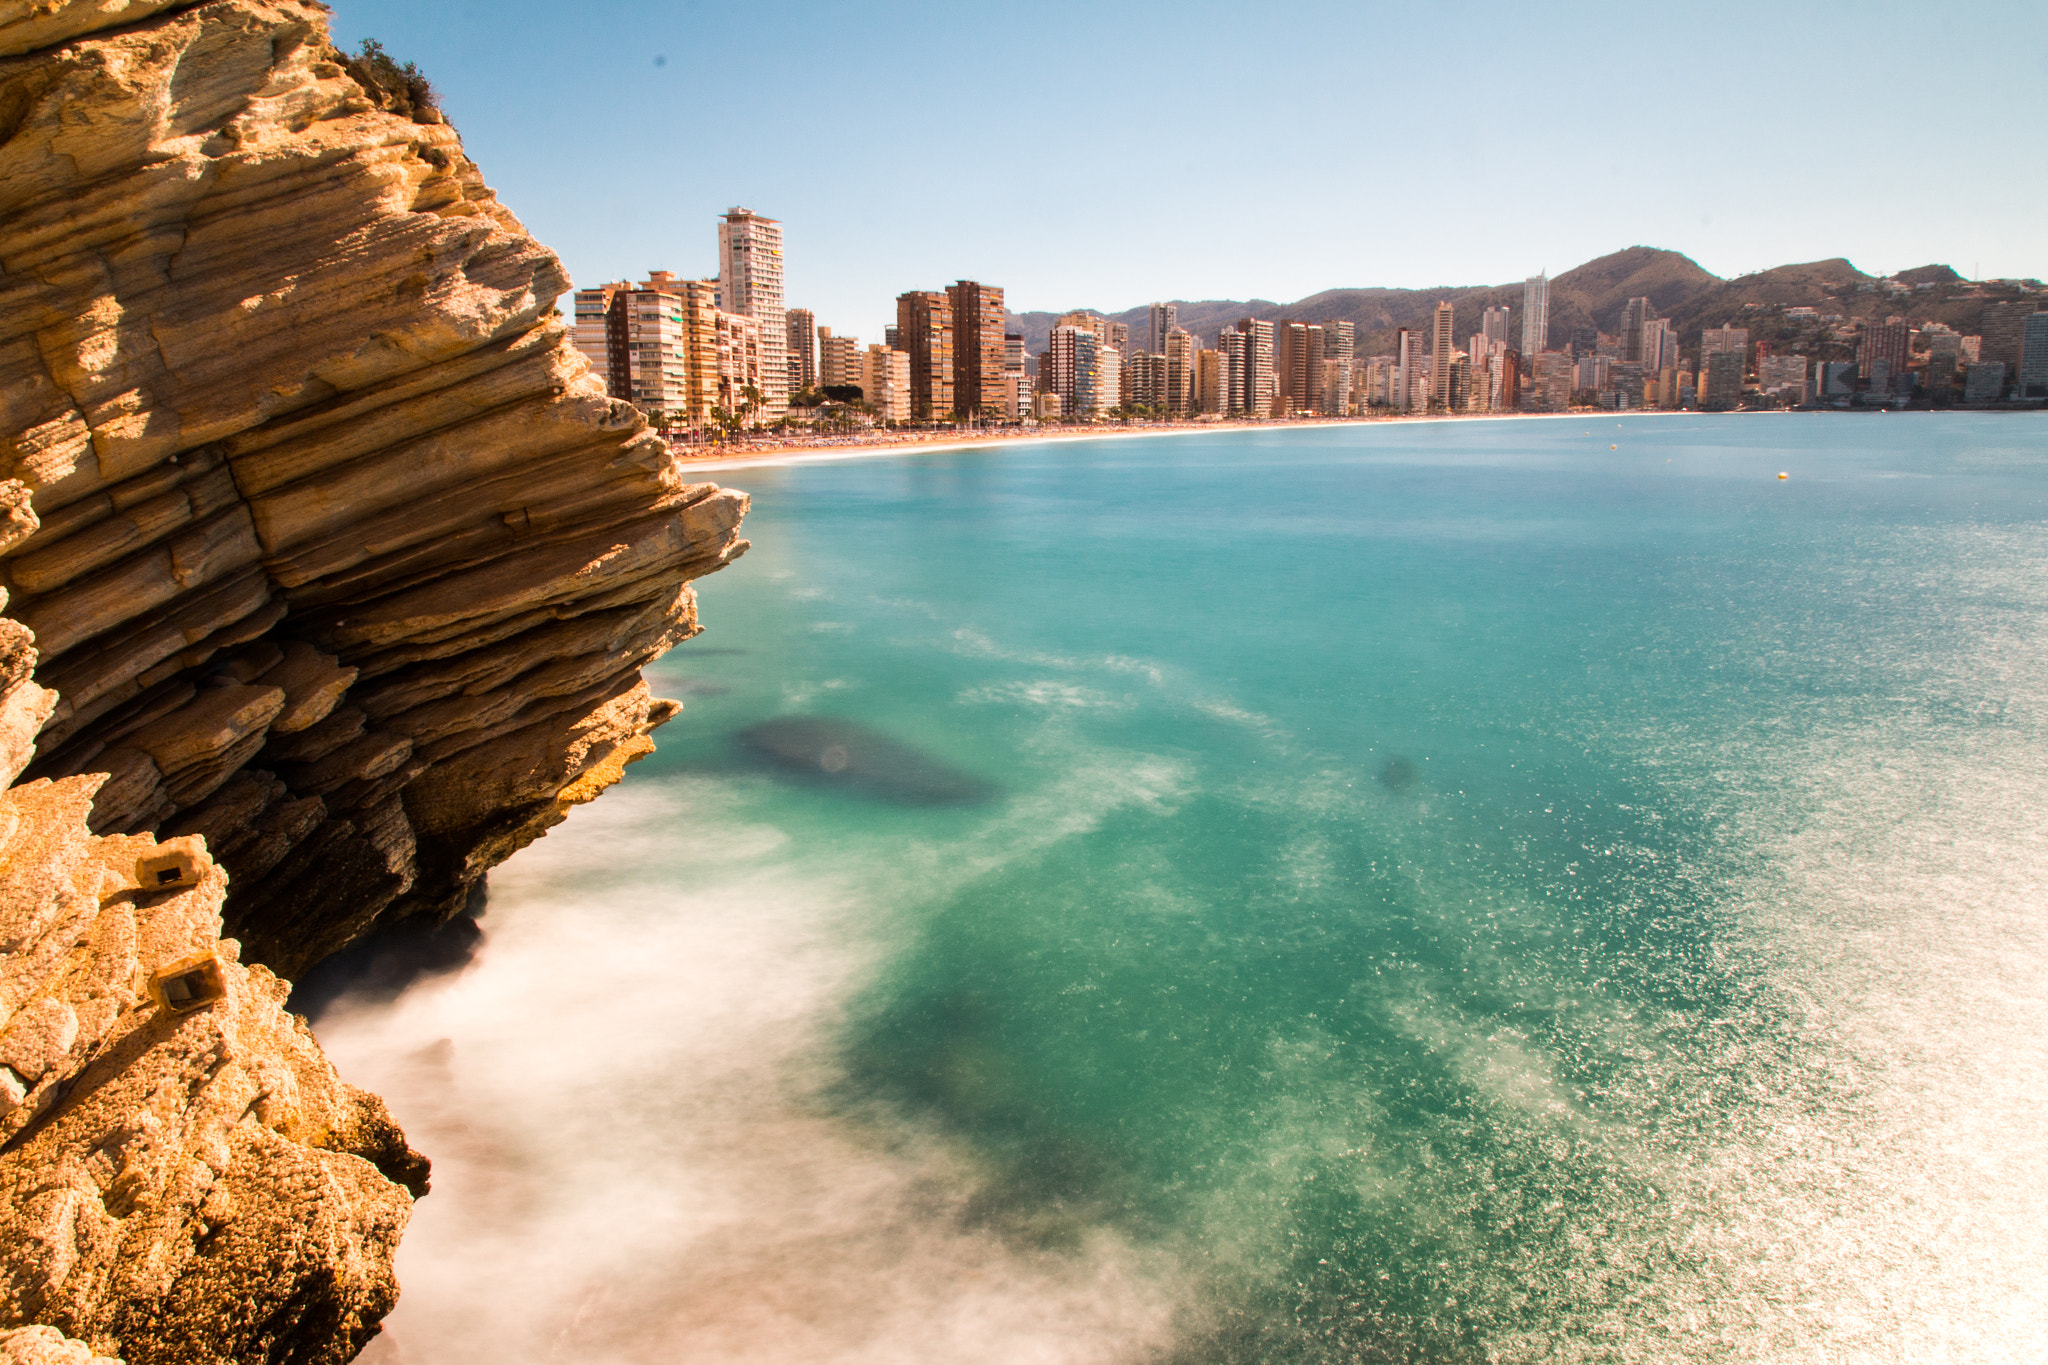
[323,413,2048,1363]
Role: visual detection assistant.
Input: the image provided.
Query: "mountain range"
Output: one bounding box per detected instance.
[1005,246,2038,360]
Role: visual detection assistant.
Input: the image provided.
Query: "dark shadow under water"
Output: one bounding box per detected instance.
[736,716,998,806]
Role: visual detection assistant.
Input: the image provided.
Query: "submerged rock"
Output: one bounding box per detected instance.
[1380,756,1420,792]
[737,717,996,806]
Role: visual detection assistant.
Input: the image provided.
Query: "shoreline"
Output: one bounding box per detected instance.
[671,409,1657,474]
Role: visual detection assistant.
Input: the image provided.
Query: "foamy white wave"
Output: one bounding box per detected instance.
[956,681,1130,712]
[320,780,1192,1365]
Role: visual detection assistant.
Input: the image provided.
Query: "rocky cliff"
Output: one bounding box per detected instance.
[0,0,749,1356]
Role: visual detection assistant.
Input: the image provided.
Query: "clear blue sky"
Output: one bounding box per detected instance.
[329,0,2045,342]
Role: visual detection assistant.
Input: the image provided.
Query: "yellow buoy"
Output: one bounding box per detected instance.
[1610,444,1617,449]
[1777,472,1789,480]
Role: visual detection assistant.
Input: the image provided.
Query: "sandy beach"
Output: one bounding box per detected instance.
[668,409,1637,474]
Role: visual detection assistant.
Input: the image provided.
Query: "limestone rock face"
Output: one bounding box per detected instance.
[0,0,750,978]
[0,762,422,1364]
[1,0,751,1356]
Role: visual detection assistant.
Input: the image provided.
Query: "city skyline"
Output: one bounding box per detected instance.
[326,0,2044,339]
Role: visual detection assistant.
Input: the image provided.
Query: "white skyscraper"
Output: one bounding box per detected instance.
[717,207,787,420]
[1521,272,1549,357]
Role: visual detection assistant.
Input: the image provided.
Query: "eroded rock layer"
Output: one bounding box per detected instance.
[2,0,749,1355]
[0,0,750,978]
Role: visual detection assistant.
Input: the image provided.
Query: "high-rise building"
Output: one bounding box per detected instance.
[1149,302,1179,354]
[1123,351,1164,410]
[862,344,911,423]
[1430,301,1455,408]
[2018,313,2048,400]
[1499,351,1521,410]
[1197,348,1226,415]
[678,278,721,428]
[945,280,1007,421]
[895,290,954,421]
[1482,306,1511,350]
[1858,319,1908,381]
[1276,321,1324,414]
[573,281,624,385]
[1979,301,2036,380]
[1231,318,1276,417]
[1640,318,1678,373]
[785,308,816,394]
[1701,350,1745,410]
[1320,321,1355,413]
[1320,358,1352,416]
[1004,334,1029,419]
[1621,296,1652,364]
[1533,351,1573,411]
[1963,361,2006,404]
[818,329,863,391]
[1922,328,1963,394]
[1164,329,1197,415]
[1700,325,1750,371]
[1395,328,1420,412]
[1758,354,1808,399]
[717,207,787,419]
[1521,273,1549,359]
[714,308,763,417]
[591,271,701,430]
[1217,328,1247,414]
[1047,325,1116,417]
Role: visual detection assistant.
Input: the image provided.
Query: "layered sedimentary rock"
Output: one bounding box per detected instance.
[0,750,424,1364]
[0,0,749,979]
[1,0,749,1355]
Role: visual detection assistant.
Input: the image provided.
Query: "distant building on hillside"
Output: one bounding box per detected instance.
[1621,296,1653,364]
[1482,306,1511,350]
[1521,272,1549,359]
[717,207,787,420]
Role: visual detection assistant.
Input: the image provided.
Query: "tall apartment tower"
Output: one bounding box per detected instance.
[717,207,787,419]
[598,275,691,428]
[573,282,624,387]
[1430,301,1456,408]
[818,329,863,390]
[945,280,1007,420]
[1276,321,1324,414]
[1521,272,1550,359]
[1858,319,1909,383]
[1004,334,1029,418]
[785,308,817,394]
[895,291,955,421]
[1481,306,1511,350]
[1700,325,1750,372]
[1164,329,1197,414]
[1321,321,1355,414]
[1620,297,1652,364]
[1395,328,1419,412]
[1149,302,1179,353]
[1232,318,1276,416]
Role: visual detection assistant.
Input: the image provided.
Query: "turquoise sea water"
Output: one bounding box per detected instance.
[325,414,2048,1364]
